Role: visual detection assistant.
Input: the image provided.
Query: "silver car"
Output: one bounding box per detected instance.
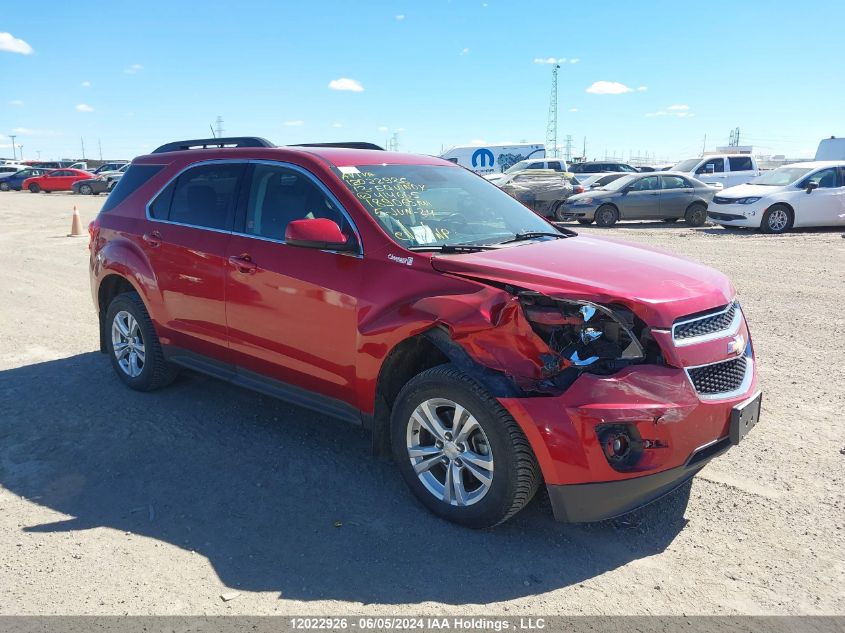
[558,172,717,227]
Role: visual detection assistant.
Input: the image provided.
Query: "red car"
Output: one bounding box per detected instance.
[22,168,94,193]
[88,137,761,528]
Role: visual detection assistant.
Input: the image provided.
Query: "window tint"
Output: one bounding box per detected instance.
[526,162,544,169]
[617,164,638,172]
[630,176,659,191]
[547,161,562,170]
[102,164,165,213]
[162,163,245,229]
[803,168,838,189]
[697,158,724,174]
[244,164,348,241]
[662,175,688,189]
[728,156,754,171]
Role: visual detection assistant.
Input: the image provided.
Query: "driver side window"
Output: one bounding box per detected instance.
[802,168,838,189]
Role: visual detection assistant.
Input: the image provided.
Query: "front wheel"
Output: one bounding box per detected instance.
[594,204,619,227]
[684,203,708,227]
[79,184,93,195]
[105,292,178,391]
[0,182,10,192]
[391,365,541,528]
[760,204,793,234]
[28,183,41,193]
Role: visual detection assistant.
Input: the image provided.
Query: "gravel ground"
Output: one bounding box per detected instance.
[0,191,843,615]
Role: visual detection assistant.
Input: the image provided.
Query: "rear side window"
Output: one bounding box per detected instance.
[661,175,689,189]
[728,156,753,171]
[153,163,245,230]
[547,161,562,170]
[101,164,165,213]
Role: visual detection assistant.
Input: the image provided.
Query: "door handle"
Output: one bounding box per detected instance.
[142,231,162,248]
[228,254,257,273]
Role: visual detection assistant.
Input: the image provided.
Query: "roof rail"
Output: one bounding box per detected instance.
[151,137,275,154]
[291,142,385,151]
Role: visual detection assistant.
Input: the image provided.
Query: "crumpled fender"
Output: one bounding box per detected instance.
[93,236,161,308]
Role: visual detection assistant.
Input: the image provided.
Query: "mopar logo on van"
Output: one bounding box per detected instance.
[471,148,495,168]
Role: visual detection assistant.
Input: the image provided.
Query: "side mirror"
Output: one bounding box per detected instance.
[284,218,355,251]
[806,181,818,193]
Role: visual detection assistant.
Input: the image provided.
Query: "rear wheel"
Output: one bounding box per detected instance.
[684,203,708,227]
[105,292,178,391]
[79,183,93,195]
[0,182,9,192]
[391,365,541,528]
[28,183,41,193]
[594,204,619,227]
[760,204,792,234]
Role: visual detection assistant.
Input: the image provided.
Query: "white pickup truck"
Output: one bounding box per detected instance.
[671,154,760,189]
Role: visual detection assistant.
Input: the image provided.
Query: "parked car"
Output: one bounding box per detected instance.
[22,168,94,193]
[485,157,569,184]
[0,167,50,191]
[0,164,26,174]
[75,164,130,194]
[671,155,760,189]
[92,161,129,175]
[708,161,845,233]
[568,161,639,175]
[497,170,581,218]
[574,172,626,190]
[559,172,716,226]
[89,136,760,528]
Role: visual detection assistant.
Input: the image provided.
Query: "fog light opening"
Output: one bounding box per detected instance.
[596,423,644,471]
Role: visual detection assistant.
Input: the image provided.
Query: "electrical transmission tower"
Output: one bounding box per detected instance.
[215,116,224,138]
[388,132,399,151]
[546,64,560,158]
[563,135,573,163]
[728,127,740,147]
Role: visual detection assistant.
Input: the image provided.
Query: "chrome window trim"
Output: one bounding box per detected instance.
[672,300,742,347]
[144,158,363,257]
[684,351,754,401]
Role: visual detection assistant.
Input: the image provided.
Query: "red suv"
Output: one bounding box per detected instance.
[89,137,761,528]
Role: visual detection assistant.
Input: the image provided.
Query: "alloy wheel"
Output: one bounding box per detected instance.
[406,398,494,506]
[768,208,788,232]
[111,310,145,378]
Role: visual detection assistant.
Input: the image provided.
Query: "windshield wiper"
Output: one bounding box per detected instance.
[495,230,573,245]
[407,243,500,253]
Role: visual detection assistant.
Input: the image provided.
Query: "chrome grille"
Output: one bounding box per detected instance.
[687,356,748,396]
[673,302,739,344]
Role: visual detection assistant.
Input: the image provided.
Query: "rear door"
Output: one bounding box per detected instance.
[143,161,245,361]
[621,175,661,219]
[727,156,756,187]
[796,167,845,226]
[224,161,363,404]
[659,174,695,218]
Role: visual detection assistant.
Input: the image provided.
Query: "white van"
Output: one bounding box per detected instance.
[671,154,760,189]
[440,143,545,176]
[815,137,845,161]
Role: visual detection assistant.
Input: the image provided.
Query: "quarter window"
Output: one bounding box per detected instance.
[243,164,348,241]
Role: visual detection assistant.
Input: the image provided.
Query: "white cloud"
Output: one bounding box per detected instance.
[331,122,343,128]
[8,99,23,106]
[283,120,304,126]
[569,58,580,64]
[667,104,689,111]
[81,80,91,87]
[460,47,470,55]
[328,77,364,92]
[12,127,59,136]
[534,57,565,64]
[378,126,389,132]
[123,63,143,75]
[568,107,578,112]
[647,105,694,118]
[0,32,33,55]
[75,103,94,112]
[586,81,633,95]
[395,14,405,20]
[645,111,667,117]
[637,85,648,92]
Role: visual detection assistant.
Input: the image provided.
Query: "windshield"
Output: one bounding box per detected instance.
[339,165,555,248]
[750,167,813,186]
[598,174,638,191]
[672,158,701,172]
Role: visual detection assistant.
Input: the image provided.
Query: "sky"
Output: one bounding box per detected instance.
[1,0,842,163]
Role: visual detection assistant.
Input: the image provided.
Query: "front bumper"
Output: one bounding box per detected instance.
[707,203,765,227]
[556,203,598,220]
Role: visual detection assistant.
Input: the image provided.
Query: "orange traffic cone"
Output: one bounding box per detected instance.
[68,205,84,237]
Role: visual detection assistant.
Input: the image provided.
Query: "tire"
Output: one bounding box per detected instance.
[0,182,9,192]
[684,203,708,227]
[577,218,594,225]
[390,364,541,528]
[105,291,179,391]
[79,184,93,195]
[553,201,567,221]
[28,183,41,193]
[760,204,793,234]
[594,204,619,227]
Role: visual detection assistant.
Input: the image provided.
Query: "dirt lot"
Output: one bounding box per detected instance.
[0,191,843,616]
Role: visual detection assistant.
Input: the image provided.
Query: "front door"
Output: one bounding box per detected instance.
[225,162,362,404]
[143,161,245,361]
[622,175,661,219]
[797,167,845,227]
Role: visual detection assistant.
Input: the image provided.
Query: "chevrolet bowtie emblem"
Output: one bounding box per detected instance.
[727,334,746,356]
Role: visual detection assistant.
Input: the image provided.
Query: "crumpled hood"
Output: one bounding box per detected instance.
[431,235,734,328]
[718,183,782,197]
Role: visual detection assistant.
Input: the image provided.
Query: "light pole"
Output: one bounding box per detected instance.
[17,145,23,161]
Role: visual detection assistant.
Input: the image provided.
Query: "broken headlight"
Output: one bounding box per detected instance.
[520,292,645,377]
